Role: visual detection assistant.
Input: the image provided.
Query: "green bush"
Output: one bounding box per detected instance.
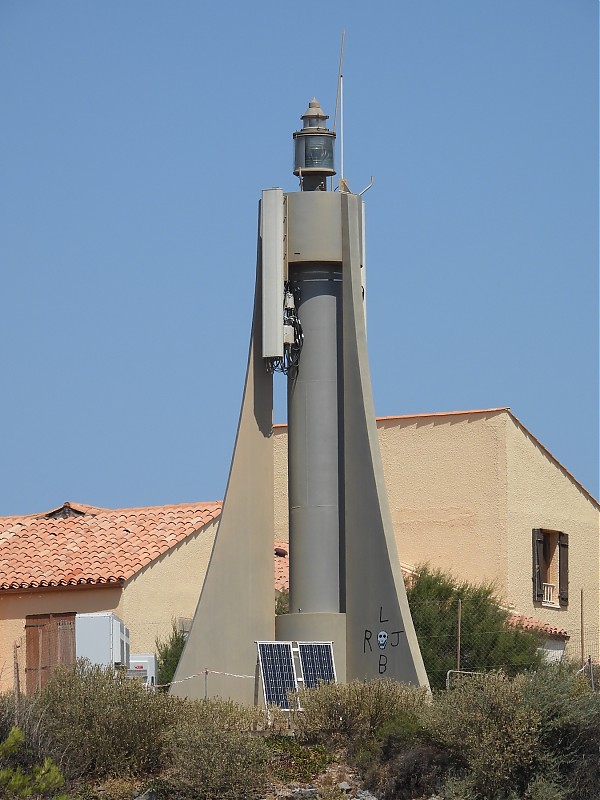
[0,693,18,743]
[293,679,428,752]
[156,621,187,689]
[0,726,67,799]
[375,712,420,758]
[29,661,177,780]
[407,566,543,688]
[162,715,269,799]
[266,735,330,784]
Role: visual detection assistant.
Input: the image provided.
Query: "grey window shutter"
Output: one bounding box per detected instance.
[532,529,544,602]
[558,532,569,606]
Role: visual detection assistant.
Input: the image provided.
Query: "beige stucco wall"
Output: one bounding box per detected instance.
[0,586,122,692]
[275,411,510,593]
[0,518,218,692]
[275,410,600,643]
[505,416,600,642]
[117,517,218,655]
[378,412,509,592]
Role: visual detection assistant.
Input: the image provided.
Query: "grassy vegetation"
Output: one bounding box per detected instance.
[1,660,599,799]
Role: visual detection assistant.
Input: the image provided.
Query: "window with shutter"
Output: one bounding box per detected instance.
[558,532,569,606]
[532,529,544,602]
[532,529,567,607]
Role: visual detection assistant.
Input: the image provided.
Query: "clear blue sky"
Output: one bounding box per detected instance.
[1,1,597,515]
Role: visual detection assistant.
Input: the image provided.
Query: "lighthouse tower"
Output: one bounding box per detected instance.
[172,99,428,703]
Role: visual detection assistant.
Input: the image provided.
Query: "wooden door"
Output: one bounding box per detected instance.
[25,613,76,695]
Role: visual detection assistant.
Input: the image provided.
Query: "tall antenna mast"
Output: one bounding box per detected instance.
[333,31,346,190]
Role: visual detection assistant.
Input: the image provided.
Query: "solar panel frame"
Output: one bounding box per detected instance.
[257,641,298,710]
[298,641,336,688]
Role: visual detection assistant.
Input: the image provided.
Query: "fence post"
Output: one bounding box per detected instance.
[13,642,21,726]
[580,588,585,667]
[456,598,462,673]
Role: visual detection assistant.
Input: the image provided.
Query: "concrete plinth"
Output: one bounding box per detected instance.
[276,611,347,683]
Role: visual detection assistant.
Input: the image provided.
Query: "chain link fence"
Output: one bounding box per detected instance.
[406,595,600,689]
[564,626,600,665]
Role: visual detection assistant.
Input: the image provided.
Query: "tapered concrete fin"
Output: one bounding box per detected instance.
[171,208,275,703]
[340,193,429,688]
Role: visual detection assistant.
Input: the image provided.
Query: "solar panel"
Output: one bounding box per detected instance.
[257,642,298,709]
[298,642,336,688]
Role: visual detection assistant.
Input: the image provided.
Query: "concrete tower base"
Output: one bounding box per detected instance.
[276,612,347,683]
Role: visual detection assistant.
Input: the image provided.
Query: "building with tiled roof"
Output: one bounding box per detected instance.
[0,500,224,692]
[2,407,596,692]
[0,500,304,693]
[0,500,222,591]
[274,408,600,664]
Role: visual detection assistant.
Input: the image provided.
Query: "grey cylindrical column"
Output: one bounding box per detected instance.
[288,264,341,613]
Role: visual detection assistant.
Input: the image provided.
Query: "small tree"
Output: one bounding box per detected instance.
[0,726,67,799]
[156,621,187,690]
[406,566,542,689]
[275,589,289,615]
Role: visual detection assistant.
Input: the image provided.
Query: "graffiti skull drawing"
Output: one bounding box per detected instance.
[377,630,388,650]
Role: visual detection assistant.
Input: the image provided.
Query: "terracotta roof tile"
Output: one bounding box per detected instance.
[508,612,569,640]
[0,501,222,591]
[274,540,289,593]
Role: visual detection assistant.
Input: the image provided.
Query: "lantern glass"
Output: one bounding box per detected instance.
[304,135,334,169]
[294,135,334,172]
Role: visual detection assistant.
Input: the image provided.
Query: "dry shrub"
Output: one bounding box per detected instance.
[85,776,142,800]
[367,665,600,800]
[0,692,54,775]
[265,704,290,733]
[522,662,600,800]
[292,679,428,750]
[8,663,274,793]
[163,716,269,799]
[373,743,451,800]
[424,671,541,799]
[26,661,177,780]
[175,695,268,732]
